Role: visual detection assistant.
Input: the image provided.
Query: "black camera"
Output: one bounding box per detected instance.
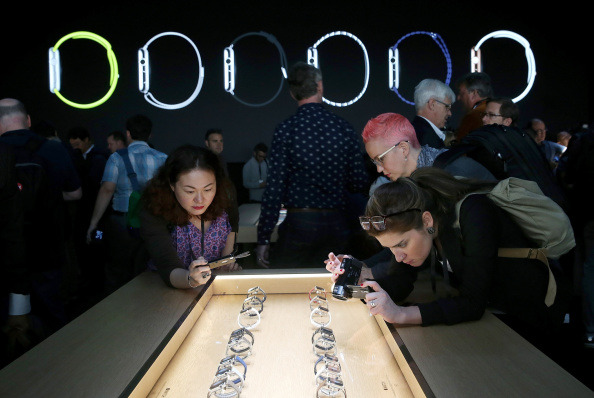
[332,257,371,300]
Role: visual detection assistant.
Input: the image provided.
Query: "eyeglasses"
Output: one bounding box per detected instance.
[371,140,408,167]
[481,112,503,119]
[433,99,452,111]
[359,208,422,231]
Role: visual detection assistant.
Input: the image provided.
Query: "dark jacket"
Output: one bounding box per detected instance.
[412,116,445,149]
[373,195,569,330]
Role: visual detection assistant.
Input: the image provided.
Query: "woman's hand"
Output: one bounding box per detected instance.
[324,252,350,283]
[188,257,212,286]
[362,281,421,325]
[217,261,242,273]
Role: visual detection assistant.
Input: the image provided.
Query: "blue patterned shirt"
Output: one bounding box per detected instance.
[257,103,369,244]
[101,141,167,212]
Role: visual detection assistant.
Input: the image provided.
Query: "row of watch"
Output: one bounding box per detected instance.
[207,287,266,398]
[308,286,347,398]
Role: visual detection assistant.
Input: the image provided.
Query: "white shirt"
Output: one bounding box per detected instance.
[419,116,446,142]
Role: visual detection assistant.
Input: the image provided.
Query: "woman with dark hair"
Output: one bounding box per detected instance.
[326,167,570,336]
[140,144,239,289]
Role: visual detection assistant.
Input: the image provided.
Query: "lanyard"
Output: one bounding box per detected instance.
[189,217,205,261]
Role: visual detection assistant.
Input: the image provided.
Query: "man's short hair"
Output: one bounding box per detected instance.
[487,97,520,126]
[413,79,455,112]
[287,62,322,101]
[108,130,126,143]
[126,114,152,141]
[457,72,494,98]
[205,128,223,141]
[0,98,28,126]
[67,126,91,141]
[361,113,420,149]
[253,142,268,153]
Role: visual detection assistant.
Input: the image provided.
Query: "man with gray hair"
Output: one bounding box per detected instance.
[411,78,456,149]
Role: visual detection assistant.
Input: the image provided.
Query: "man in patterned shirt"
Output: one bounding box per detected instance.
[255,62,369,268]
[86,114,167,294]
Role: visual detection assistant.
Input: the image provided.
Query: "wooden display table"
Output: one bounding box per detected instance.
[0,270,591,398]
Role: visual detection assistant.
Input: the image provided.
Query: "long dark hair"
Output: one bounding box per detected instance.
[364,167,496,236]
[143,144,230,225]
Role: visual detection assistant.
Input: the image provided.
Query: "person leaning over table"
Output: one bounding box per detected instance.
[344,112,496,293]
[139,144,240,289]
[325,168,570,338]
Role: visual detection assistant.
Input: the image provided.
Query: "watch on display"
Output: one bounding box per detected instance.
[138,31,205,110]
[307,31,369,107]
[471,30,536,102]
[389,31,451,106]
[224,31,288,107]
[48,31,119,109]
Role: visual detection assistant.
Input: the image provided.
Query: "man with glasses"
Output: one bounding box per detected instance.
[481,97,519,128]
[411,79,456,149]
[526,118,565,170]
[455,72,493,142]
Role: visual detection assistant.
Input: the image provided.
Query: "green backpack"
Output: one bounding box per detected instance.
[117,148,142,229]
[455,177,575,306]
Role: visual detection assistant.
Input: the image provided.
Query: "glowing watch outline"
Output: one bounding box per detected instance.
[224,31,288,107]
[389,31,452,106]
[138,32,205,110]
[48,31,119,109]
[471,30,536,103]
[307,31,370,107]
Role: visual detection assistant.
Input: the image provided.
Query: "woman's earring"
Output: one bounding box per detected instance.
[427,227,435,235]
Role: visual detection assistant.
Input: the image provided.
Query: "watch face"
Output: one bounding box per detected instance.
[138,48,149,93]
[224,46,235,92]
[307,47,318,67]
[48,48,61,92]
[388,48,398,89]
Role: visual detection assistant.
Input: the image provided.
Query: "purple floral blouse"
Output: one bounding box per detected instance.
[171,212,231,268]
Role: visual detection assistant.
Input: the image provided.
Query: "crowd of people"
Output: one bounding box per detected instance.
[1,62,593,372]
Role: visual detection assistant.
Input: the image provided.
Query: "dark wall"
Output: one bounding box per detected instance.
[2,2,590,162]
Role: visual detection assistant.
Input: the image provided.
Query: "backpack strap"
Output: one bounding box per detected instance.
[117,148,140,191]
[498,248,556,307]
[455,188,557,307]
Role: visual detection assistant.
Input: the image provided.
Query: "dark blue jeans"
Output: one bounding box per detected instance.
[270,210,350,268]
